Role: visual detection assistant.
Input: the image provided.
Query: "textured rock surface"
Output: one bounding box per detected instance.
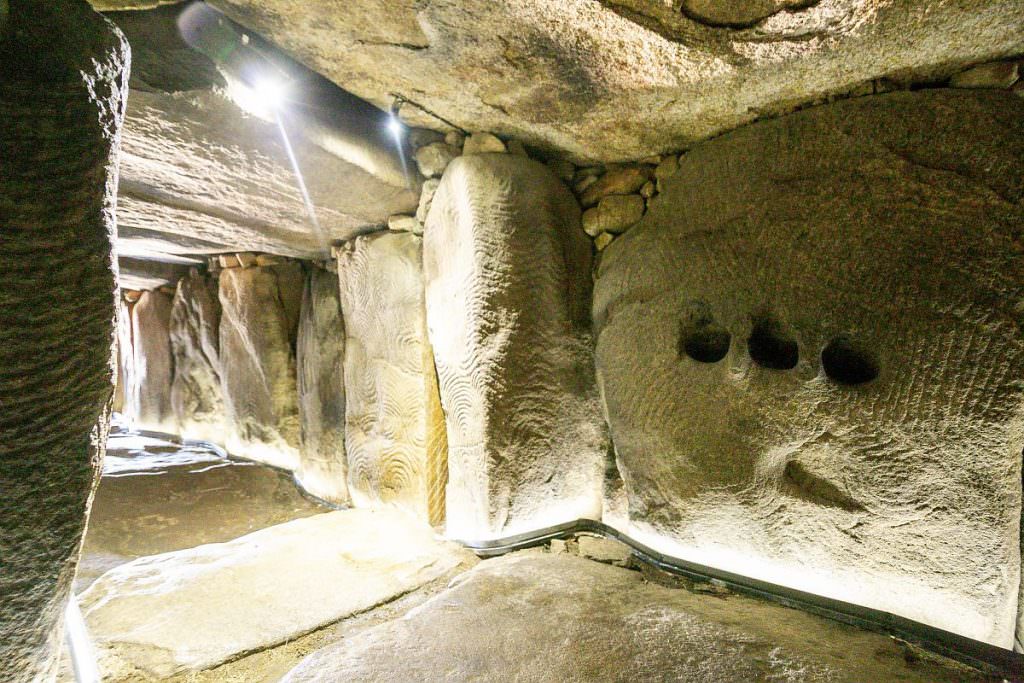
[128,291,175,432]
[219,264,304,469]
[80,509,476,679]
[169,271,225,442]
[337,232,446,521]
[113,300,132,414]
[206,0,1024,161]
[100,3,420,274]
[117,255,192,291]
[413,141,459,178]
[0,3,128,680]
[593,89,1024,646]
[424,155,605,539]
[296,267,349,504]
[117,89,417,262]
[581,194,646,236]
[283,553,985,682]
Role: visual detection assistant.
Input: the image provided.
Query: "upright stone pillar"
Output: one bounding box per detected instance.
[296,265,349,504]
[0,2,129,679]
[423,154,606,540]
[128,290,175,432]
[169,270,225,443]
[218,262,303,470]
[337,232,446,521]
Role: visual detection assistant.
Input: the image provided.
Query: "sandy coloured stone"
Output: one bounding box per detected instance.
[594,232,614,251]
[336,232,445,520]
[296,268,349,505]
[218,264,303,470]
[593,90,1024,647]
[414,141,460,178]
[281,554,984,683]
[424,155,605,539]
[169,272,225,443]
[444,130,466,148]
[582,194,646,236]
[462,132,506,154]
[416,178,440,224]
[128,291,175,432]
[81,509,476,679]
[387,214,421,233]
[654,154,679,182]
[579,165,652,207]
[949,60,1020,89]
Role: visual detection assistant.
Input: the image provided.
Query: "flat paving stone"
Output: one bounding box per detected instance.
[283,553,988,683]
[79,508,477,680]
[75,430,325,593]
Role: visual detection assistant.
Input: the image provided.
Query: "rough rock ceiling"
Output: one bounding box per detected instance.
[194,0,1024,162]
[104,5,419,286]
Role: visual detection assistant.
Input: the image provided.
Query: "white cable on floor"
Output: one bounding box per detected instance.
[64,594,100,683]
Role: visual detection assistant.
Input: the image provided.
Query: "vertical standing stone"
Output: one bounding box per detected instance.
[296,266,349,504]
[218,263,303,470]
[115,298,135,423]
[128,290,175,432]
[592,90,1024,647]
[112,299,129,415]
[169,270,225,443]
[423,154,606,540]
[0,2,129,679]
[336,232,446,521]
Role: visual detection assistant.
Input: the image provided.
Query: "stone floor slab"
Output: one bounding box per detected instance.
[283,552,987,683]
[79,508,477,680]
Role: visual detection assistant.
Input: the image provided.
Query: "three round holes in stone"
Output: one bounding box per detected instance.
[679,314,879,385]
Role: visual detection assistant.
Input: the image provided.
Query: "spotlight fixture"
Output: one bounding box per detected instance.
[253,77,287,111]
[387,115,404,139]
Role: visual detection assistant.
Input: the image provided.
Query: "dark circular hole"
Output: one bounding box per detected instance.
[747,319,798,370]
[821,337,878,385]
[680,322,731,363]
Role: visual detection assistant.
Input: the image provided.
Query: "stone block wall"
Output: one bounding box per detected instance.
[127,290,175,432]
[336,232,444,520]
[424,154,606,539]
[116,74,1024,651]
[218,262,303,470]
[593,89,1024,647]
[169,271,225,443]
[296,266,349,505]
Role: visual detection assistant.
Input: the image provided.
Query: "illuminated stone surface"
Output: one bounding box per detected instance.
[80,508,476,679]
[336,232,445,520]
[103,5,419,268]
[128,290,175,432]
[424,155,605,539]
[0,4,128,678]
[218,264,304,469]
[203,0,1024,160]
[169,271,225,443]
[593,89,1024,646]
[282,553,985,682]
[296,266,349,505]
[116,89,417,261]
[75,429,324,593]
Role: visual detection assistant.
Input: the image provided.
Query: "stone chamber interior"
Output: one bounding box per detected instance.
[1,1,1023,681]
